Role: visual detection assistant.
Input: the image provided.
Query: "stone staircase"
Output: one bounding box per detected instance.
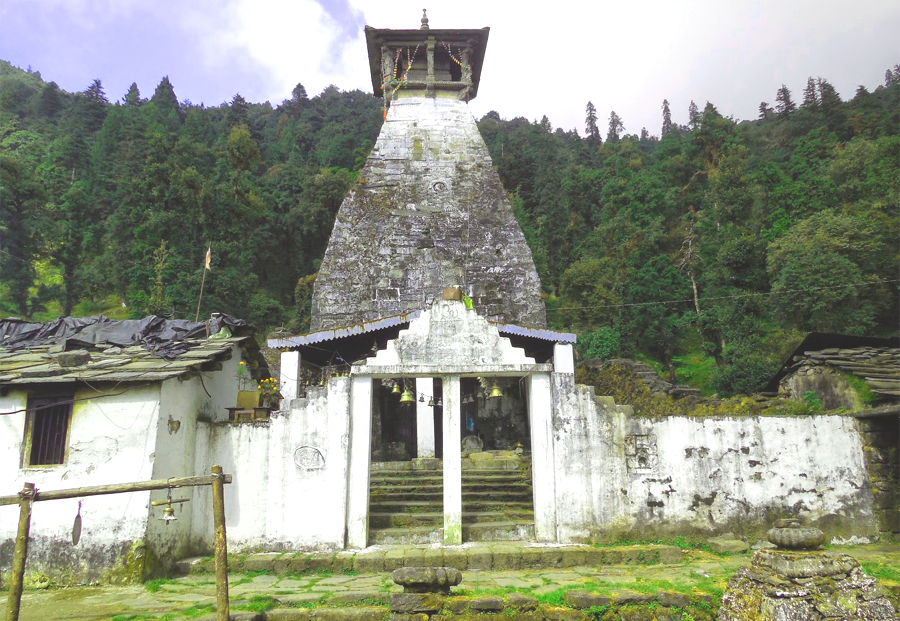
[368,463,535,545]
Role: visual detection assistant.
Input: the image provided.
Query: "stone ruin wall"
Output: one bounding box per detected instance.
[310,96,546,331]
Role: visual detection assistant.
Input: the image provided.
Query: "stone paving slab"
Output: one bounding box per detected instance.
[4,545,897,621]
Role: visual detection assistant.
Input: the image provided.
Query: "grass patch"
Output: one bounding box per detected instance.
[144,578,180,593]
[235,594,277,612]
[111,615,156,621]
[179,603,216,618]
[862,561,900,583]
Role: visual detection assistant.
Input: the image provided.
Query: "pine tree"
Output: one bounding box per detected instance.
[123,82,143,107]
[228,93,250,127]
[887,69,894,87]
[584,101,600,144]
[606,111,624,142]
[774,84,795,118]
[640,127,649,142]
[661,99,673,136]
[539,115,552,133]
[758,101,771,119]
[801,77,818,110]
[688,100,700,130]
[816,78,842,115]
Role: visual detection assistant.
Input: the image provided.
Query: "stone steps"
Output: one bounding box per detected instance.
[368,466,535,544]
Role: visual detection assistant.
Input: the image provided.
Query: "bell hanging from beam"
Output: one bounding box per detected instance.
[489,382,503,399]
[159,502,177,524]
[399,387,415,404]
[391,382,401,394]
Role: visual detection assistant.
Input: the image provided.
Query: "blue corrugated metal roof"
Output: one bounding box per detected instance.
[268,310,576,350]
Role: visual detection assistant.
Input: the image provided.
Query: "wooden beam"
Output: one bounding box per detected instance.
[0,473,232,507]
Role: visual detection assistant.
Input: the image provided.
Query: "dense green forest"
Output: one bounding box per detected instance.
[1,60,898,395]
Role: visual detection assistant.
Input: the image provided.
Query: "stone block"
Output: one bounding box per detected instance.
[656,546,683,564]
[332,552,355,574]
[611,590,656,604]
[354,550,386,574]
[446,596,470,614]
[327,592,389,605]
[442,287,462,300]
[390,592,445,613]
[565,590,611,609]
[316,609,390,621]
[466,547,492,570]
[538,547,563,568]
[505,592,538,611]
[542,607,590,621]
[267,610,313,621]
[402,549,428,568]
[656,590,691,608]
[707,538,750,554]
[559,547,588,568]
[392,567,462,593]
[390,615,428,621]
[383,548,407,572]
[441,548,467,570]
[876,509,900,532]
[420,548,444,568]
[308,553,334,572]
[241,553,279,573]
[518,546,544,568]
[470,595,504,612]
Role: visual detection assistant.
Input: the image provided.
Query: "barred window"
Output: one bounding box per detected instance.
[24,396,73,466]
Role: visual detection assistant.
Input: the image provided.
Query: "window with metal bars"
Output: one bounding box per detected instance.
[24,396,73,466]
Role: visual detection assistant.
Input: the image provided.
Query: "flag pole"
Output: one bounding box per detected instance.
[195,244,211,322]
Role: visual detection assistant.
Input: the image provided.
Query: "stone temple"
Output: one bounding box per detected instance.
[0,13,891,586]
[311,16,545,330]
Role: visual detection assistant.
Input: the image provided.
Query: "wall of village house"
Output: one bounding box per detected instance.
[550,377,877,543]
[0,384,162,584]
[145,346,243,576]
[190,378,352,553]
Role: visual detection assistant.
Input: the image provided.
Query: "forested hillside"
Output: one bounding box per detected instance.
[1,60,898,395]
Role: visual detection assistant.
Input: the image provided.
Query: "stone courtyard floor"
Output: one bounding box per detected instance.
[2,543,898,621]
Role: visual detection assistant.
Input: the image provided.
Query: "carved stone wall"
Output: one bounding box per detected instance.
[310,97,546,331]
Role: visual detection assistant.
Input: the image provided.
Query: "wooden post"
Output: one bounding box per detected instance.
[211,465,229,621]
[6,482,35,621]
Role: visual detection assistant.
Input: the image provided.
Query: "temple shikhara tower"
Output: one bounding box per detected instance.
[311,11,546,331]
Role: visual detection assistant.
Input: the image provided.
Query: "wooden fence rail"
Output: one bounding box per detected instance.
[3,466,232,621]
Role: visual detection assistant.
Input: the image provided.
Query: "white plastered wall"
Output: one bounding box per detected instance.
[548,381,876,542]
[0,384,161,582]
[191,377,352,552]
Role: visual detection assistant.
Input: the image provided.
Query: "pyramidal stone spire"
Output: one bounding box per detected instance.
[309,15,546,331]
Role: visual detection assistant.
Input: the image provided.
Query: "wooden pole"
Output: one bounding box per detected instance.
[211,465,229,621]
[5,482,35,621]
[0,473,232,507]
[194,244,210,322]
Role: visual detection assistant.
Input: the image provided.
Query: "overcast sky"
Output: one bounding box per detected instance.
[2,0,898,136]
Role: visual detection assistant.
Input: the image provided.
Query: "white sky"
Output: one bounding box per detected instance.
[2,0,898,136]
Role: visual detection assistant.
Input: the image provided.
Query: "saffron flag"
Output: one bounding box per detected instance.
[204,247,211,270]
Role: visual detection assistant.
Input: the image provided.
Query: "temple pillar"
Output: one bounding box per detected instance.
[442,374,462,545]
[346,375,373,548]
[279,350,301,403]
[528,372,557,541]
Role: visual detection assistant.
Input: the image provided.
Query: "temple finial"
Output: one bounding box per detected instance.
[420,8,429,29]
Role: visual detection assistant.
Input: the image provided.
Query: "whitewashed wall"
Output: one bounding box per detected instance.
[550,380,876,542]
[191,377,352,552]
[145,345,244,573]
[0,385,161,583]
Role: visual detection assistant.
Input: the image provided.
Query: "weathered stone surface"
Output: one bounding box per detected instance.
[311,97,547,331]
[326,591,389,605]
[391,566,462,593]
[564,590,611,609]
[446,595,470,614]
[767,526,827,550]
[241,552,280,572]
[315,608,389,621]
[719,549,897,620]
[469,595,504,612]
[707,537,750,554]
[541,607,590,621]
[389,592,445,613]
[656,590,691,608]
[505,591,539,611]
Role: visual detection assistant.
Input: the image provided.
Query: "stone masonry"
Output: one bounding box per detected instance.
[310,96,546,331]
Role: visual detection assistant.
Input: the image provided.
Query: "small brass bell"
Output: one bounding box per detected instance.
[160,503,177,523]
[427,397,435,407]
[489,382,503,399]
[399,388,415,404]
[391,382,401,394]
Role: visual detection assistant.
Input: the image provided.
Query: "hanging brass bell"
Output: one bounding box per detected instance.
[489,382,503,399]
[399,388,415,404]
[159,503,177,523]
[391,382,401,394]
[427,397,435,407]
